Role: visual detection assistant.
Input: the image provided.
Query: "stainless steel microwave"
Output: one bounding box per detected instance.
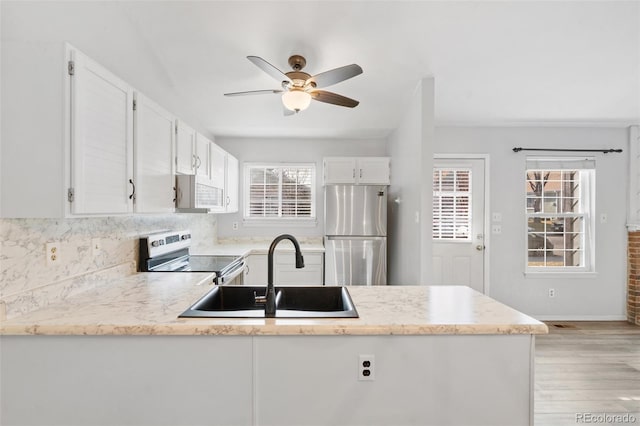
[175,175,224,213]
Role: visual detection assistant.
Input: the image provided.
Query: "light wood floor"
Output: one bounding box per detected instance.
[535,321,640,426]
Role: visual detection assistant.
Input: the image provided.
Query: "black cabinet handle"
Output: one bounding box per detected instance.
[129,179,136,200]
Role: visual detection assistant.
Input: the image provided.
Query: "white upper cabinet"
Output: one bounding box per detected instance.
[225,154,239,213]
[133,92,175,214]
[323,158,358,184]
[357,157,391,184]
[323,157,390,185]
[210,142,226,187]
[175,120,196,175]
[195,133,212,178]
[69,48,134,215]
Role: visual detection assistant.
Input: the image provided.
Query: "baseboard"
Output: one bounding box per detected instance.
[533,315,628,321]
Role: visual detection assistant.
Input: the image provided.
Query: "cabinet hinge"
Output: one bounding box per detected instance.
[133,99,137,111]
[67,188,75,202]
[67,60,75,76]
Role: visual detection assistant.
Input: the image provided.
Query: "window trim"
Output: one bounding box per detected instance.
[242,162,317,224]
[524,159,595,274]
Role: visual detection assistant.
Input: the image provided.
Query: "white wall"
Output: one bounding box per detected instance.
[434,126,628,320]
[386,78,434,285]
[215,137,388,239]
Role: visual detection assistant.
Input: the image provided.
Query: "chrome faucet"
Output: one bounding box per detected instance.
[257,234,305,318]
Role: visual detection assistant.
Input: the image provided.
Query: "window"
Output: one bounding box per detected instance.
[433,168,471,240]
[525,157,595,272]
[244,163,316,221]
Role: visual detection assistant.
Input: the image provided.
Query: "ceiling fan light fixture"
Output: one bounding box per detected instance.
[282,90,312,112]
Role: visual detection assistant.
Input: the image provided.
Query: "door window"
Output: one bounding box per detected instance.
[433,168,472,240]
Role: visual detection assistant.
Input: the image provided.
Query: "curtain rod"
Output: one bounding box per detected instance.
[513,147,623,154]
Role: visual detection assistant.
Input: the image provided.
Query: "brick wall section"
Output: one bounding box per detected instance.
[628,231,640,325]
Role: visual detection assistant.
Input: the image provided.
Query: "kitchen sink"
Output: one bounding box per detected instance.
[275,286,358,317]
[178,286,358,318]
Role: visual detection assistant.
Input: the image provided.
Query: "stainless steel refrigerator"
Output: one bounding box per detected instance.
[324,185,387,286]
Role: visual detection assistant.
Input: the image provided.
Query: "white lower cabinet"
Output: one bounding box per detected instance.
[243,254,268,285]
[274,252,323,285]
[244,252,324,286]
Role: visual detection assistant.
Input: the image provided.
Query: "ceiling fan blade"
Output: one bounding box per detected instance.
[224,89,283,96]
[307,64,363,88]
[247,56,292,84]
[310,90,359,108]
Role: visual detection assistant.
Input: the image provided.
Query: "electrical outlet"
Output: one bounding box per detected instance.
[548,288,556,298]
[600,213,608,224]
[232,221,239,231]
[491,224,502,234]
[358,354,375,381]
[91,238,101,257]
[492,212,502,222]
[46,242,60,265]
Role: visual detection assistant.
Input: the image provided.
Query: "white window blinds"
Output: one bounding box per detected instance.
[432,168,472,240]
[244,163,316,219]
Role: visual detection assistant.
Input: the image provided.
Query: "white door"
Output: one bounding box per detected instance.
[133,92,175,213]
[432,158,486,293]
[70,48,133,215]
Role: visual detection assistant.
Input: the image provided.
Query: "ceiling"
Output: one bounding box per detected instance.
[3,1,639,139]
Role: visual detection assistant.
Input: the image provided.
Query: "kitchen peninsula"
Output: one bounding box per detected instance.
[1,275,547,426]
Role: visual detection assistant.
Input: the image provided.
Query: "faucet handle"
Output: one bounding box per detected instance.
[254,291,267,305]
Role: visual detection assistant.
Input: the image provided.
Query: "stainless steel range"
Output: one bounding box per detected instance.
[139,230,245,285]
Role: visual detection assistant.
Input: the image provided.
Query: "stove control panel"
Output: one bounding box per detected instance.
[142,230,192,259]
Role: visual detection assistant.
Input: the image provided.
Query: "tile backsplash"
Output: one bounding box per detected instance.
[0,214,217,318]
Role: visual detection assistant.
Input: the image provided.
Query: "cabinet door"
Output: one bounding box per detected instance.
[323,158,357,184]
[274,252,323,286]
[357,157,390,184]
[175,120,196,175]
[70,49,133,214]
[244,254,268,286]
[210,142,226,188]
[195,134,211,178]
[133,93,175,213]
[225,154,239,213]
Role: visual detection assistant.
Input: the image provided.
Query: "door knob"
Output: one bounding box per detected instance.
[476,245,485,251]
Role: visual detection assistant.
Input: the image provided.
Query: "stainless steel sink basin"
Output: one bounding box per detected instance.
[178,286,358,318]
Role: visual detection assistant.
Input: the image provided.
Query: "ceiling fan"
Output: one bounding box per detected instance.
[224,55,363,115]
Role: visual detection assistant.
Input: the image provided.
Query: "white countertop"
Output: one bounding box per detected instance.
[0,272,548,336]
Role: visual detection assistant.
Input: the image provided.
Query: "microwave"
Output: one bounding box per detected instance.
[175,175,225,213]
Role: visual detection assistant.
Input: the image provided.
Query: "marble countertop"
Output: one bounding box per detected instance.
[0,273,548,336]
